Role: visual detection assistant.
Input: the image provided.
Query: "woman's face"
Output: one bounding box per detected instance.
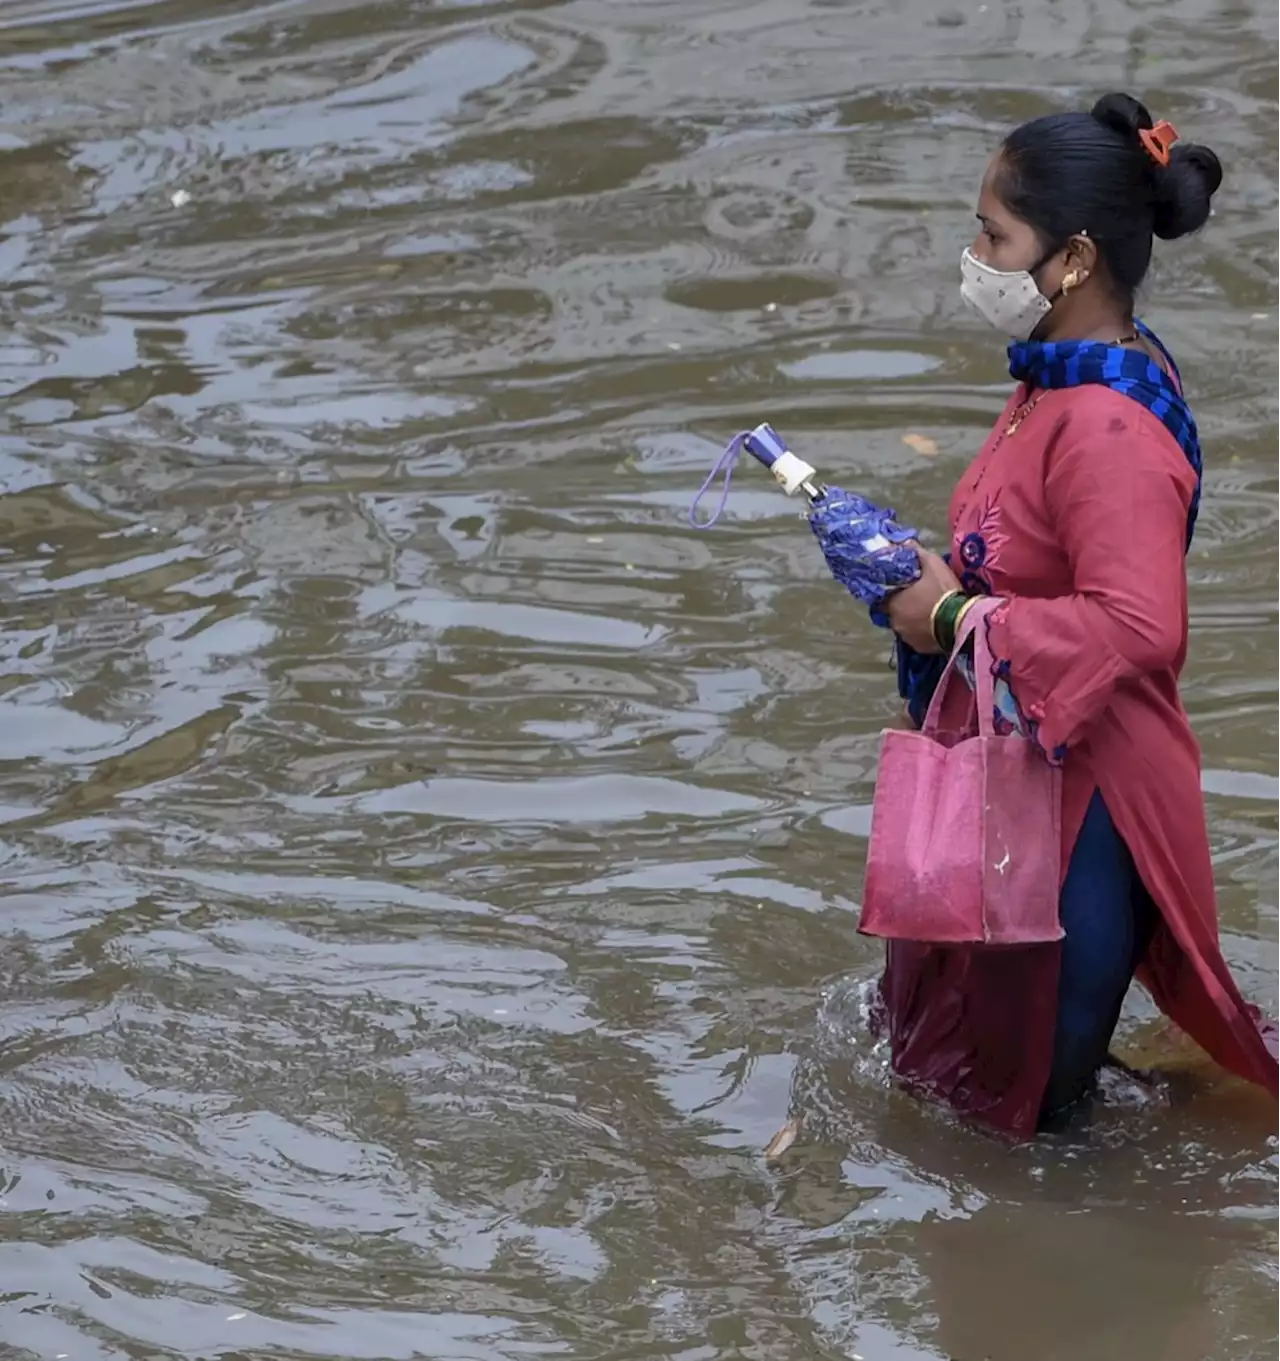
[969,155,1048,273]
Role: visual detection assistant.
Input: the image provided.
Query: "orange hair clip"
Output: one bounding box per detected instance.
[1139,120,1179,168]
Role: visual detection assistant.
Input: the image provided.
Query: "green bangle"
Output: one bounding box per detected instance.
[927,589,961,642]
[932,591,969,652]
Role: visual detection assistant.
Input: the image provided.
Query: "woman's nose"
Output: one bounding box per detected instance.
[968,236,993,265]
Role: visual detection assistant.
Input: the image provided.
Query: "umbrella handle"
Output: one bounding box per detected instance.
[742,424,823,500]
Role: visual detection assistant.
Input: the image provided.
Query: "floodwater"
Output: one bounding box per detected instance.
[0,0,1276,1358]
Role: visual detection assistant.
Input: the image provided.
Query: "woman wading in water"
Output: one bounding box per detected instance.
[879,92,1278,1136]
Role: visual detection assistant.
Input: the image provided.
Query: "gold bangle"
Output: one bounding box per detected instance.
[928,590,961,640]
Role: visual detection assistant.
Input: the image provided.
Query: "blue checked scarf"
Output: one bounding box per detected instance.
[898,322,1203,725]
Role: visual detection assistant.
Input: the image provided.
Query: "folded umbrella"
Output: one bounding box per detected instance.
[688,423,922,626]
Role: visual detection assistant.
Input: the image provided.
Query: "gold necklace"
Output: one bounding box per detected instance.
[1004,332,1140,436]
[1004,390,1045,436]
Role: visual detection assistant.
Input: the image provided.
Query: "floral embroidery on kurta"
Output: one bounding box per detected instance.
[956,493,1008,596]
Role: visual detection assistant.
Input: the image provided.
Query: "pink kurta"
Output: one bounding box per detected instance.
[880,383,1279,1137]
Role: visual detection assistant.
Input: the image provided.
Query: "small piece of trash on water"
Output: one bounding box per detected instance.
[764,1116,801,1159]
[170,189,192,208]
[494,1009,508,1016]
[667,342,682,351]
[586,536,603,544]
[764,302,778,313]
[226,1312,246,1321]
[902,432,939,457]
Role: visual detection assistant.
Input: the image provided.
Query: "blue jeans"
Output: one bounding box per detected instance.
[896,642,1156,1122]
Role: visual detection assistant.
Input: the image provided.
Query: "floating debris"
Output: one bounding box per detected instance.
[902,432,940,457]
[763,1115,802,1159]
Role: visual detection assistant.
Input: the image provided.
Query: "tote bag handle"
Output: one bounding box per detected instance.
[920,600,998,742]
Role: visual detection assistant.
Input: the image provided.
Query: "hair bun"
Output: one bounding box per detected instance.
[1090,91,1223,240]
[1090,92,1153,138]
[1152,142,1223,240]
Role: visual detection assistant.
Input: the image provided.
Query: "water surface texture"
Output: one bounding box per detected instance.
[0,1,1277,1358]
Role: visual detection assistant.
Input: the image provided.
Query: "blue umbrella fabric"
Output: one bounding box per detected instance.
[807,487,921,628]
[688,425,921,628]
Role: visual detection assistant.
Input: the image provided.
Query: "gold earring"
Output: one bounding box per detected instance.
[1061,270,1081,294]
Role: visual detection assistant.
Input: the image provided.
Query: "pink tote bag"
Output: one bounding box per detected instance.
[860,601,1063,946]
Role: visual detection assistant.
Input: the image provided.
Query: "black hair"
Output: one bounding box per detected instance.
[995,92,1223,305]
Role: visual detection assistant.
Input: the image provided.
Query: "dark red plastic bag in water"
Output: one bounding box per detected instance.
[861,600,1063,946]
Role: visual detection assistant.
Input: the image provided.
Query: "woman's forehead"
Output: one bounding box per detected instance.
[977,155,1004,207]
[976,156,1026,229]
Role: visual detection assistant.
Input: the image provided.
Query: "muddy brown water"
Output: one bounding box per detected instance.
[0,2,1276,1359]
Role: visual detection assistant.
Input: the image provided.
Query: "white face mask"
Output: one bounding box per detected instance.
[959,247,1053,342]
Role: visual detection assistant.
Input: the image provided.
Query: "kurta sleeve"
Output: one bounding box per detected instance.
[983,403,1196,761]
